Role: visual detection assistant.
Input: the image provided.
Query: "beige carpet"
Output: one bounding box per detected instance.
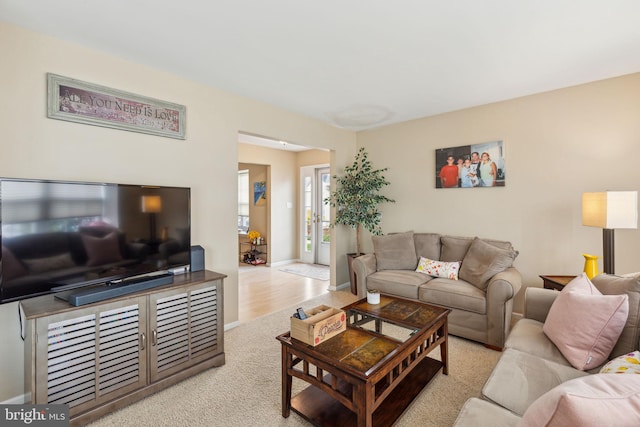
[88,291,500,427]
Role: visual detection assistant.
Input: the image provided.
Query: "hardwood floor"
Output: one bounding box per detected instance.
[238,263,330,323]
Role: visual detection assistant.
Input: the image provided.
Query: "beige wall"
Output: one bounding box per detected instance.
[238,145,297,263]
[0,22,355,402]
[357,72,640,312]
[238,147,330,265]
[296,149,331,168]
[238,163,268,263]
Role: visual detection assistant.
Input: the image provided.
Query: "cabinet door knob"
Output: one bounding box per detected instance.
[140,332,146,350]
[152,330,157,346]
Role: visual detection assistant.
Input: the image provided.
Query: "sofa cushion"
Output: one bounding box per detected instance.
[440,235,473,262]
[419,278,486,314]
[482,348,589,416]
[413,233,441,261]
[543,274,629,371]
[81,232,124,267]
[440,235,513,262]
[2,246,28,281]
[600,351,640,374]
[518,374,640,427]
[453,397,521,427]
[459,238,518,290]
[592,273,640,358]
[366,270,430,299]
[416,257,460,280]
[505,318,571,367]
[373,231,417,271]
[22,252,75,273]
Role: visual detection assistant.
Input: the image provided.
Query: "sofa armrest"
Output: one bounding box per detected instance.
[352,254,377,297]
[485,267,522,348]
[524,287,559,323]
[487,267,522,301]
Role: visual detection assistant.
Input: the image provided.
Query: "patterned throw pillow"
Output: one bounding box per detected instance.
[415,257,460,280]
[600,351,640,374]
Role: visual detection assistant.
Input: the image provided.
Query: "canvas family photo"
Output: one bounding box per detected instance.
[435,140,505,188]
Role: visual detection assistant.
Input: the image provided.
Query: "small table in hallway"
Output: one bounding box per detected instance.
[277,295,450,427]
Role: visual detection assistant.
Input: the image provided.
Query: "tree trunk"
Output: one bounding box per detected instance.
[355,223,362,256]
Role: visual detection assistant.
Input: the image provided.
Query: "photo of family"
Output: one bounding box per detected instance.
[435,141,505,189]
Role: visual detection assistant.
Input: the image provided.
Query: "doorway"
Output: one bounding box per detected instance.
[300,165,330,265]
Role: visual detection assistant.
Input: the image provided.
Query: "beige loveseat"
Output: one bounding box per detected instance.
[352,231,521,349]
[454,273,640,426]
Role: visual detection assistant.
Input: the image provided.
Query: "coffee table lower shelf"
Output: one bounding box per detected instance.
[290,357,443,427]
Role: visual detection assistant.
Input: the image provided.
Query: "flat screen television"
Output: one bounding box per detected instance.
[0,178,191,303]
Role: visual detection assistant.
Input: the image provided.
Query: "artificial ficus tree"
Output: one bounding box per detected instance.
[326,147,395,255]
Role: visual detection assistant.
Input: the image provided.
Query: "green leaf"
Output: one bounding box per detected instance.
[325,148,395,254]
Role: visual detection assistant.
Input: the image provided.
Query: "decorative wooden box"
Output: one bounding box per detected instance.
[290,305,346,346]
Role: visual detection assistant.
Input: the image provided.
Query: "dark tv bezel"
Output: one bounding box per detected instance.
[0,177,191,304]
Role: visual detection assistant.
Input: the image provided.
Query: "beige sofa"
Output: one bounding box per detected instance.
[352,231,521,349]
[454,273,640,426]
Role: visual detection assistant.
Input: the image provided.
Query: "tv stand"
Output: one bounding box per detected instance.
[21,270,225,427]
[57,271,175,306]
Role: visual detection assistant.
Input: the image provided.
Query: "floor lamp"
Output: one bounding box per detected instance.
[582,191,638,274]
[142,195,162,242]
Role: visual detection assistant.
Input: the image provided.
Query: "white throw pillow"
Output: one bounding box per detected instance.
[600,351,640,374]
[415,257,460,280]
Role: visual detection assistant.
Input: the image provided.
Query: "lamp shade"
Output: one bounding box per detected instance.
[582,191,638,229]
[141,195,162,213]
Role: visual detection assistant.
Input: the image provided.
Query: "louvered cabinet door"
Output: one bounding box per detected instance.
[34,297,147,416]
[148,280,221,382]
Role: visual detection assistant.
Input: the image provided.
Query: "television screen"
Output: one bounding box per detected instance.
[0,178,191,303]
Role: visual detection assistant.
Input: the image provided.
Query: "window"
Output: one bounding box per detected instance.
[238,170,249,234]
[2,181,107,238]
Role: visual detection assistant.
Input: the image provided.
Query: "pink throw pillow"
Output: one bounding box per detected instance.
[543,273,629,370]
[519,374,640,427]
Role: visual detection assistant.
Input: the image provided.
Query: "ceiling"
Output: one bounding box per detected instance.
[238,133,311,152]
[3,1,640,134]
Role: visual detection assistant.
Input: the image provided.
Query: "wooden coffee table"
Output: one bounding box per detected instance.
[276,295,450,427]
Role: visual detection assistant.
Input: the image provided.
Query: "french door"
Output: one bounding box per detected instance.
[300,165,330,265]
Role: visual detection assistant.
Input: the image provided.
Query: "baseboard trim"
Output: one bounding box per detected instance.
[330,281,351,292]
[2,393,27,404]
[224,321,240,331]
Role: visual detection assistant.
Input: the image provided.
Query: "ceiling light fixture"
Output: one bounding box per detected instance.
[327,105,394,129]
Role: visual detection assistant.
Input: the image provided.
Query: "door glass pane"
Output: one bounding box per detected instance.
[304,176,312,253]
[321,172,331,244]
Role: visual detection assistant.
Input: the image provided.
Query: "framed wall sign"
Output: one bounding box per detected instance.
[435,140,505,188]
[47,73,186,139]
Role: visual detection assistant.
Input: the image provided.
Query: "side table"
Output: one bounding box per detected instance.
[539,275,576,291]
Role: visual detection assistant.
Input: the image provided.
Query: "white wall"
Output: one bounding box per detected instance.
[0,22,356,402]
[357,73,640,312]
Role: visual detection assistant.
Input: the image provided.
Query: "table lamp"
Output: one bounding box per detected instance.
[582,191,638,274]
